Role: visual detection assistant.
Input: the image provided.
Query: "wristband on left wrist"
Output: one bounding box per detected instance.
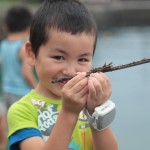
[84,100,116,131]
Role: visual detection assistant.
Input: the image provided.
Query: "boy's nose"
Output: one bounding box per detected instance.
[62,64,77,76]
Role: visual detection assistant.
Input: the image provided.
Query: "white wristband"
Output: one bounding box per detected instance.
[84,100,116,131]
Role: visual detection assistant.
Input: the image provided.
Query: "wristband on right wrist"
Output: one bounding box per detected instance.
[84,100,116,131]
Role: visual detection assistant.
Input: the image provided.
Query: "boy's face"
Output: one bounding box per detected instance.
[30,29,95,99]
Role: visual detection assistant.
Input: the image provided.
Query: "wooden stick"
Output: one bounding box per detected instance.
[51,58,150,83]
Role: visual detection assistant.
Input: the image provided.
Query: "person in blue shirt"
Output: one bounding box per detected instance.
[0,5,37,150]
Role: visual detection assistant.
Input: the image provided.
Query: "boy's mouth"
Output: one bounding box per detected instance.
[57,80,68,86]
[51,76,74,83]
[52,76,69,85]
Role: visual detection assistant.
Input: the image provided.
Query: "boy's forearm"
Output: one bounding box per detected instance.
[45,108,79,150]
[91,127,118,150]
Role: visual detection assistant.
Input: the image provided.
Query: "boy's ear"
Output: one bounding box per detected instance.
[25,41,35,66]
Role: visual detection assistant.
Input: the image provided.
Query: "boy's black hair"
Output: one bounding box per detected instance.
[30,0,97,56]
[4,6,32,33]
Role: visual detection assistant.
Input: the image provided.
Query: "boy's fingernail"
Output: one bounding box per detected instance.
[90,73,94,76]
[75,72,80,75]
[81,72,86,76]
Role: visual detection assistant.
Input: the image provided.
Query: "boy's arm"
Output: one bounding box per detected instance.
[19,45,37,88]
[20,109,79,150]
[19,72,88,150]
[86,72,118,150]
[91,127,118,150]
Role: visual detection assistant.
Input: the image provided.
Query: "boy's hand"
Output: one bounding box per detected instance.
[86,72,112,115]
[61,72,88,115]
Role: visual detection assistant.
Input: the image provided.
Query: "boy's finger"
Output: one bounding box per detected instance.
[88,78,97,99]
[66,72,86,89]
[73,79,88,94]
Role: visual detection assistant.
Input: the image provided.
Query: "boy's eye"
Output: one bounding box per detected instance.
[79,58,88,62]
[78,58,90,64]
[52,56,64,61]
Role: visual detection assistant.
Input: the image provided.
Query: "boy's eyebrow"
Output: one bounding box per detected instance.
[50,48,66,54]
[50,49,93,56]
[80,52,93,57]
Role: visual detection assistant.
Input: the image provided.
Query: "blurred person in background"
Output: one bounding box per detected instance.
[0,102,7,150]
[0,5,37,150]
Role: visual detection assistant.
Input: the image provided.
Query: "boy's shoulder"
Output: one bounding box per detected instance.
[7,91,39,137]
[8,90,62,113]
[9,90,33,105]
[7,90,38,118]
[7,91,35,116]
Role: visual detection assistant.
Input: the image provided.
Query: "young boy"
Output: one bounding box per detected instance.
[7,0,118,150]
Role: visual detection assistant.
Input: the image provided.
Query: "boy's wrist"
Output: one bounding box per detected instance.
[60,108,79,123]
[84,100,116,131]
[85,108,94,116]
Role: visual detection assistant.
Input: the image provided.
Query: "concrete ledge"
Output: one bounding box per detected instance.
[0,1,150,33]
[84,1,150,29]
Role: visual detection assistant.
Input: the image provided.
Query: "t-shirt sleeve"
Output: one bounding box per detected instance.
[7,100,39,138]
[9,128,42,150]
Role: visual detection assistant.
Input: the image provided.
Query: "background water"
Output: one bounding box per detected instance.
[93,27,150,150]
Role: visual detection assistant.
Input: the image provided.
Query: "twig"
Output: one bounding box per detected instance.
[51,58,150,83]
